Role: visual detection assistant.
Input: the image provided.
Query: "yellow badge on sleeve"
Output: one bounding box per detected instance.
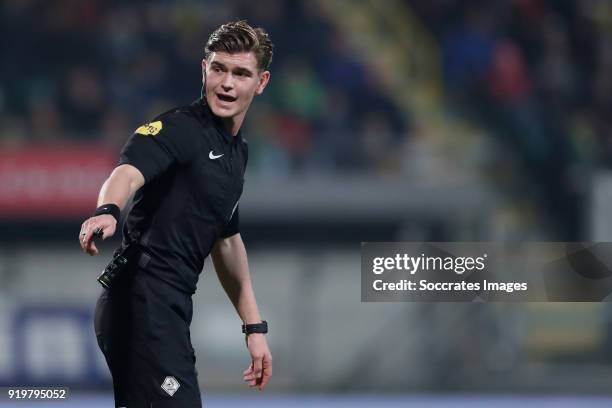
[135,121,163,136]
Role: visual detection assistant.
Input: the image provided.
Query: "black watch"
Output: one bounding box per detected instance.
[242,320,268,335]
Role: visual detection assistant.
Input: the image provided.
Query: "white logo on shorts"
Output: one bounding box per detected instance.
[161,376,180,396]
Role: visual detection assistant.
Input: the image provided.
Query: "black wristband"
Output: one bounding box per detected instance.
[94,203,121,223]
[242,320,268,335]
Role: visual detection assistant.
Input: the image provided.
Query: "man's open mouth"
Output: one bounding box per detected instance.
[217,94,237,102]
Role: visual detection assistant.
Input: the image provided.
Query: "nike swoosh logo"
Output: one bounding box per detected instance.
[209,151,224,160]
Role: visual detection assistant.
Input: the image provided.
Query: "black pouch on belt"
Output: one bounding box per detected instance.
[97,243,140,290]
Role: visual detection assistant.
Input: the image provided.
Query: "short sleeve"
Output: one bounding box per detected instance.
[119,113,199,182]
[220,205,240,238]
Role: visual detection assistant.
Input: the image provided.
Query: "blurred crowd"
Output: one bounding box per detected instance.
[4,0,612,236]
[410,0,612,238]
[0,0,408,176]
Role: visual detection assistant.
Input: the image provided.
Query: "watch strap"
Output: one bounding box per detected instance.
[242,320,268,334]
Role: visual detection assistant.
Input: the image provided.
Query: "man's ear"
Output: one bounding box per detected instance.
[201,59,207,86]
[255,71,271,95]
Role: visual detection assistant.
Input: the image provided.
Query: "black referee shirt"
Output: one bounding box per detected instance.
[118,98,248,294]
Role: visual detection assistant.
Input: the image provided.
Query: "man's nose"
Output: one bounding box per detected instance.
[221,74,234,90]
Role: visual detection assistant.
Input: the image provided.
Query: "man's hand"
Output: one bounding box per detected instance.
[78,164,143,256]
[79,214,117,256]
[243,333,272,390]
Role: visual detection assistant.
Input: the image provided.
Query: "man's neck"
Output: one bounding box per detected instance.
[221,113,245,136]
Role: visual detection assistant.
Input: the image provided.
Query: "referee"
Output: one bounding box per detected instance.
[78,21,273,407]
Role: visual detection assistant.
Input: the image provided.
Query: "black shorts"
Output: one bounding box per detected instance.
[94,266,201,408]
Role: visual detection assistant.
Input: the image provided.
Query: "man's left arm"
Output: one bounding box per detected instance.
[211,233,272,390]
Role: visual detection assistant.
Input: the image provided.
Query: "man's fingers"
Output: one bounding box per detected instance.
[78,215,117,254]
[81,229,93,252]
[252,356,263,380]
[244,356,262,388]
[258,355,273,390]
[86,238,99,256]
[83,225,103,256]
[94,226,104,239]
[243,365,256,383]
[87,242,99,256]
[79,221,90,251]
[244,341,272,390]
[259,374,271,389]
[243,363,255,383]
[244,357,271,389]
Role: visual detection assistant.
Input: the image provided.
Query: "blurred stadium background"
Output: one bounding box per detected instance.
[3,0,612,406]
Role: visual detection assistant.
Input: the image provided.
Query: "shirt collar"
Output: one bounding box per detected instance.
[195,98,241,145]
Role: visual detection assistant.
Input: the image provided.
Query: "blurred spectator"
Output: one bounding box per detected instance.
[357,111,402,175]
[243,103,291,177]
[441,4,496,102]
[306,87,355,172]
[28,98,65,143]
[58,66,106,138]
[271,56,325,121]
[100,107,132,148]
[0,115,28,146]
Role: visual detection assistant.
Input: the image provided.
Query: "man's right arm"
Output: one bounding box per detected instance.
[79,112,197,255]
[79,164,145,256]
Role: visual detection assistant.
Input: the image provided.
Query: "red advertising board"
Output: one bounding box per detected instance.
[0,145,116,218]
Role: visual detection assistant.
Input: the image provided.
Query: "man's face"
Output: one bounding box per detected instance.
[202,51,270,122]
